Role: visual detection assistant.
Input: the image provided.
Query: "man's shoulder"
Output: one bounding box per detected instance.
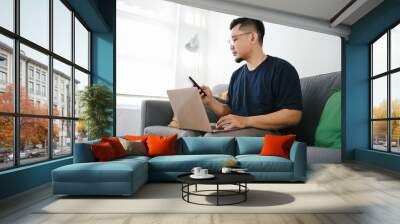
[233,64,246,74]
[269,56,295,70]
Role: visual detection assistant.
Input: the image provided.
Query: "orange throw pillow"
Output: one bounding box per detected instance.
[260,134,296,159]
[101,137,127,158]
[124,135,148,142]
[91,142,117,161]
[146,135,177,157]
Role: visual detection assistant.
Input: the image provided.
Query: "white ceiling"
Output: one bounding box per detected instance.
[166,0,384,38]
[225,0,352,23]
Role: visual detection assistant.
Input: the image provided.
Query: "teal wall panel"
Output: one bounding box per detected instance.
[0,0,116,200]
[91,32,115,135]
[0,158,72,199]
[344,0,400,171]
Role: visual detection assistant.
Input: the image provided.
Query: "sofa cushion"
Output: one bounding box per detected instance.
[115,155,150,163]
[236,155,293,172]
[290,72,341,145]
[90,142,118,162]
[147,135,177,157]
[314,90,341,149]
[236,137,263,155]
[52,159,147,183]
[180,137,235,155]
[148,154,235,172]
[118,138,148,156]
[124,135,148,141]
[144,125,203,138]
[260,134,296,159]
[101,137,127,158]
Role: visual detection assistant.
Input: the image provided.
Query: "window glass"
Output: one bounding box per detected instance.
[75,120,88,143]
[372,77,387,119]
[0,0,14,31]
[372,33,387,76]
[391,120,400,153]
[74,69,89,118]
[0,35,14,113]
[20,117,49,165]
[391,72,400,118]
[20,0,49,49]
[53,59,72,117]
[391,24,400,70]
[53,0,72,60]
[74,18,89,69]
[0,116,13,170]
[20,44,49,115]
[372,121,388,151]
[53,119,72,157]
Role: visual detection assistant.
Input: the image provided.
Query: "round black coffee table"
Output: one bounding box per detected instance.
[177,173,255,206]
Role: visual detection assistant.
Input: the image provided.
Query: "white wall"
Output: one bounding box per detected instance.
[116,0,342,136]
[205,11,341,87]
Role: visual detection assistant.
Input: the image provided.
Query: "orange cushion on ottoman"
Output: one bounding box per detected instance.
[146,135,177,157]
[101,137,127,158]
[260,134,296,159]
[91,142,117,161]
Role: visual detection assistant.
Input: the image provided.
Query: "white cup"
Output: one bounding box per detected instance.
[191,167,202,176]
[221,167,232,174]
[200,169,208,176]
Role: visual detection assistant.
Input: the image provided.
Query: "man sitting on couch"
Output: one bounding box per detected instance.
[200,17,303,137]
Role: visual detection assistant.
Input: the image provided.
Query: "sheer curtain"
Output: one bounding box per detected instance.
[116,0,210,135]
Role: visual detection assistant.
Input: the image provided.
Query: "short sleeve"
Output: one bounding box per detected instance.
[274,63,303,111]
[226,72,236,109]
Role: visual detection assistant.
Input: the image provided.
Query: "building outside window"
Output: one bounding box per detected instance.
[0,0,92,170]
[42,85,46,97]
[35,70,40,81]
[28,81,34,94]
[35,83,40,95]
[28,67,34,80]
[41,73,46,83]
[0,54,7,89]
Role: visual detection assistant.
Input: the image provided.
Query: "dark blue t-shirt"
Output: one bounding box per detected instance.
[227,55,302,116]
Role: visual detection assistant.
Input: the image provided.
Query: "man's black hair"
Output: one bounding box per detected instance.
[230,17,265,46]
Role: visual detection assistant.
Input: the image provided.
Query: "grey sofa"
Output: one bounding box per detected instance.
[141,72,342,163]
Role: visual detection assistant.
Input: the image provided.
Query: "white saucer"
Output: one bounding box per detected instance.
[190,174,215,179]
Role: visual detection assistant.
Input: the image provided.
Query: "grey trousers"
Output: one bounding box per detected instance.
[203,128,280,137]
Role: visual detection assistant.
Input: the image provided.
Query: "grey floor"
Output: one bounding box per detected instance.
[1,162,400,224]
[0,163,400,224]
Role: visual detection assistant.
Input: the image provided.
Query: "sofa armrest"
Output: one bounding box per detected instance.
[73,140,100,163]
[289,141,307,181]
[141,100,173,135]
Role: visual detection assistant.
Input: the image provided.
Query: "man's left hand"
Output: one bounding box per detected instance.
[216,114,248,130]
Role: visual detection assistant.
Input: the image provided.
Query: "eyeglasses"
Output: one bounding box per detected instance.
[227,32,252,45]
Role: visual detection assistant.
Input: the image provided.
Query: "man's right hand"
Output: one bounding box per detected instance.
[199,85,213,106]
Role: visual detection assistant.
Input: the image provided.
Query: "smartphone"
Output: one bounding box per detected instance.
[188,76,207,96]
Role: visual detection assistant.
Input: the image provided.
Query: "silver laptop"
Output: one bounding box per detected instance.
[167,87,236,133]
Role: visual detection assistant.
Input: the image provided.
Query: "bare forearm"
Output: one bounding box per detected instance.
[246,109,302,130]
[206,98,231,118]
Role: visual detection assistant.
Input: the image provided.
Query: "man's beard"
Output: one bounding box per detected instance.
[235,57,244,63]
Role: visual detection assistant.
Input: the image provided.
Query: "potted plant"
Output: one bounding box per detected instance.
[79,84,113,140]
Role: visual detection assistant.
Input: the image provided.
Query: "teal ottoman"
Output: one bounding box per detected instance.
[52,156,148,196]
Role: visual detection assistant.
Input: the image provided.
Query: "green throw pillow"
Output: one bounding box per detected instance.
[314,90,341,149]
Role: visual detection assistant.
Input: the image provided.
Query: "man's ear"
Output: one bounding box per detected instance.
[250,32,257,43]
